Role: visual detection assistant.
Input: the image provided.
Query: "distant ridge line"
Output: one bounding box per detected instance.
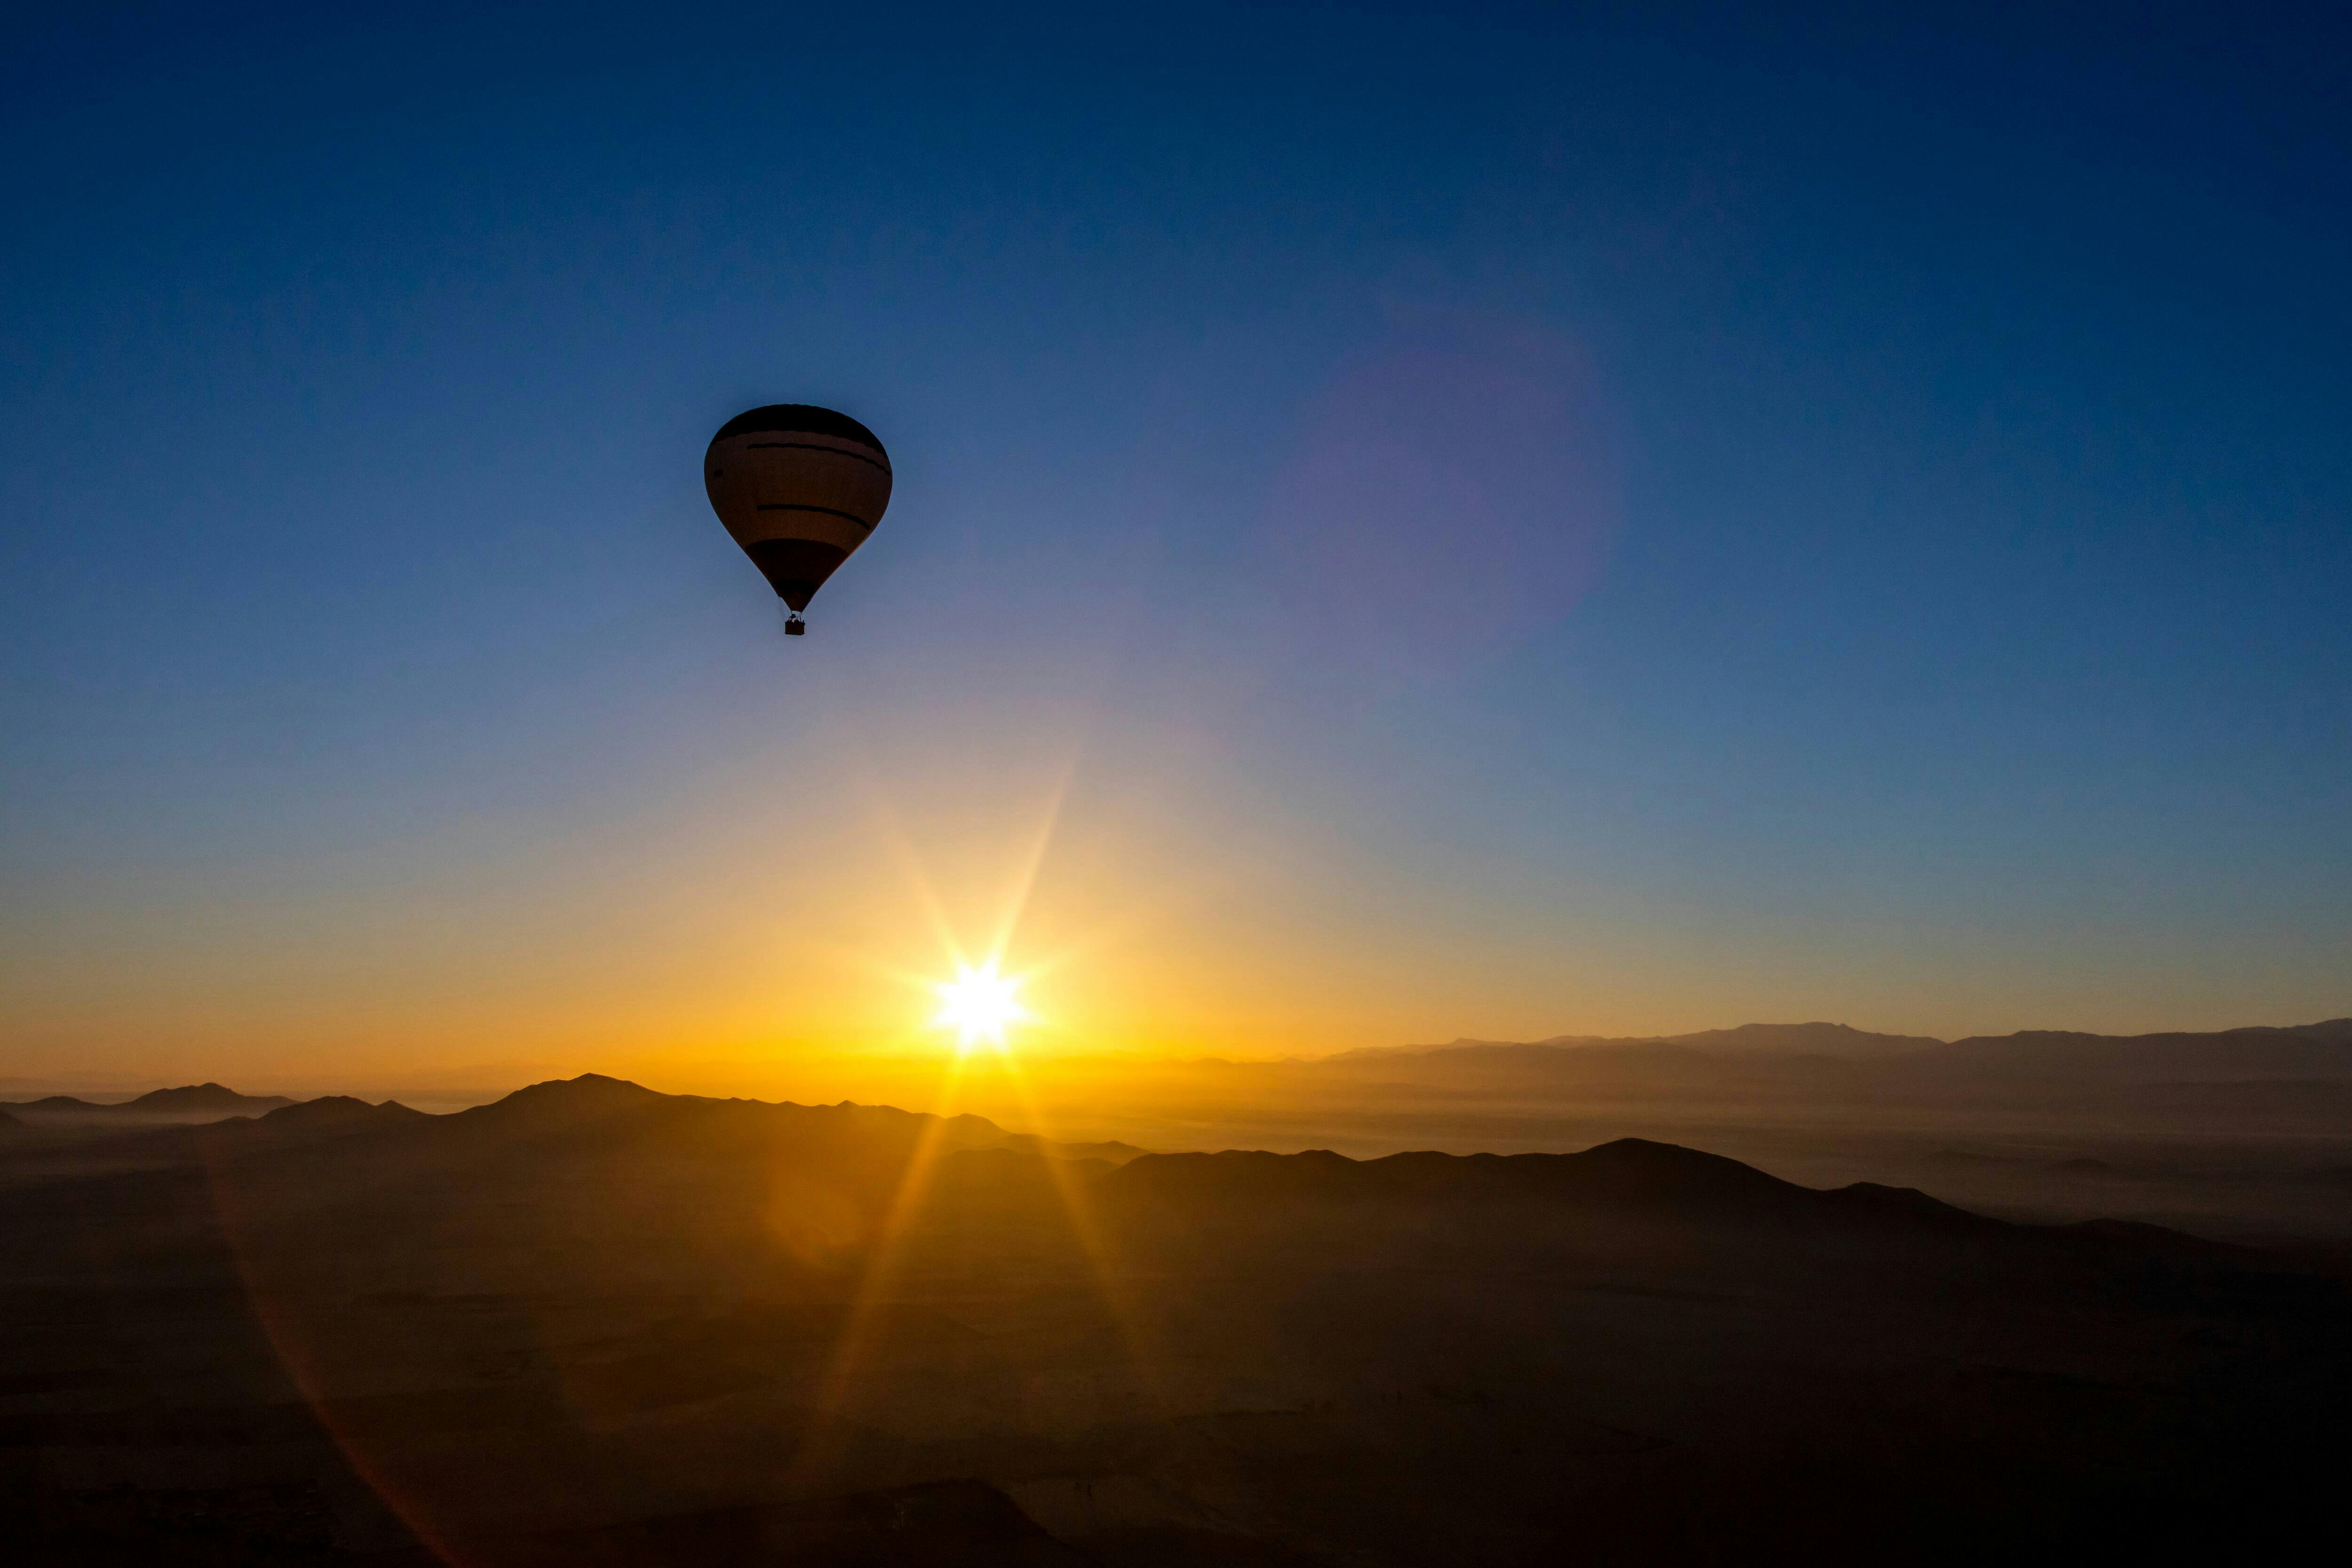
[0,1082,296,1116]
[1315,1017,2352,1070]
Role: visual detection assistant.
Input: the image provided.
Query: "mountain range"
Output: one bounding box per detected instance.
[14,1072,2242,1265]
[1267,1019,2352,1117]
[1353,1017,2352,1073]
[4,1013,2342,1137]
[4,1068,2343,1565]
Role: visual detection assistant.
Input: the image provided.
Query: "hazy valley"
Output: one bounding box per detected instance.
[7,1018,2351,1563]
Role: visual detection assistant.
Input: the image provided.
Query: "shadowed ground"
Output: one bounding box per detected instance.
[3,1076,2345,1564]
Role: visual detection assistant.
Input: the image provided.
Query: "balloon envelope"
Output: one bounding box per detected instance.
[705,405,891,611]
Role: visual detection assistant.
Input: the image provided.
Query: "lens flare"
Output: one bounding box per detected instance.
[932,963,1027,1051]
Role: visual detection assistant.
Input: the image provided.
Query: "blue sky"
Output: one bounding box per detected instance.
[4,2,2347,1085]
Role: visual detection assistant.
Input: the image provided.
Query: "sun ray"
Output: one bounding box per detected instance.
[982,762,1075,970]
[983,1050,1172,1406]
[776,730,1176,1472]
[788,1047,974,1493]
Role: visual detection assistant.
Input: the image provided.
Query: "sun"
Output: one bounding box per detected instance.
[932,963,1028,1051]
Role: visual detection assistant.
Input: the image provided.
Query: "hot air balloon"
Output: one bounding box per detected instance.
[705,405,891,635]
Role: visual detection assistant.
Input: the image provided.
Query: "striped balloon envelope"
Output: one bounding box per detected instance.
[704,405,892,629]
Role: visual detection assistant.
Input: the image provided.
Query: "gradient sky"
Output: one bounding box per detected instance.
[5,2,2348,1094]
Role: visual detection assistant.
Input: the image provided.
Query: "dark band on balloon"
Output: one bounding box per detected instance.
[742,441,892,474]
[754,503,874,531]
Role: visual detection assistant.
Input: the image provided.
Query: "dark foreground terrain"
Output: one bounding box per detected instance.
[3,1075,2345,1565]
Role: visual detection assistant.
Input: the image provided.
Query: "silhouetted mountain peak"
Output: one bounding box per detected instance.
[540,1072,654,1097]
[2,1096,100,1113]
[1511,1138,1828,1213]
[1571,1136,1797,1188]
[124,1083,294,1113]
[262,1096,426,1127]
[0,1085,295,1118]
[478,1074,667,1115]
[1107,1138,1820,1219]
[429,1079,1075,1170]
